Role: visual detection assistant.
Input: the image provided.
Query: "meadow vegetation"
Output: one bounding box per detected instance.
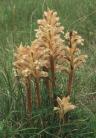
[0,0,96,137]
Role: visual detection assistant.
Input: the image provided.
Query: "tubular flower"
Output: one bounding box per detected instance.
[31,40,50,69]
[54,96,76,119]
[62,31,88,95]
[13,44,50,108]
[65,31,84,48]
[62,31,88,73]
[13,44,49,80]
[35,9,65,70]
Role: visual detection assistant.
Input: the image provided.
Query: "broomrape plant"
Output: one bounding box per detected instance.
[35,9,65,96]
[13,44,49,113]
[54,96,76,120]
[13,9,87,120]
[64,31,88,96]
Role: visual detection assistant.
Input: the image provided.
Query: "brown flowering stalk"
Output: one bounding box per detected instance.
[31,43,49,107]
[42,66,52,98]
[63,31,88,96]
[24,76,32,114]
[35,9,65,97]
[13,45,33,114]
[54,96,76,120]
[13,44,48,112]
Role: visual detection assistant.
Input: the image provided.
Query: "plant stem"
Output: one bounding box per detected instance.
[35,78,41,107]
[67,31,74,96]
[50,55,55,91]
[43,67,52,98]
[67,68,74,96]
[25,77,32,115]
[45,77,53,98]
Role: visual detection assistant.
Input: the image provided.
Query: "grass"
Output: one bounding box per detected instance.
[0,0,96,137]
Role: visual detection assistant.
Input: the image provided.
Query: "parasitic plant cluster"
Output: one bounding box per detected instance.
[14,44,49,113]
[13,9,87,120]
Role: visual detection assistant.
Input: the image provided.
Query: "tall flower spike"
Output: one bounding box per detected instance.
[14,44,48,80]
[13,44,49,111]
[14,45,33,78]
[36,9,64,56]
[13,44,33,114]
[63,31,88,95]
[35,9,65,94]
[31,43,50,107]
[54,96,76,120]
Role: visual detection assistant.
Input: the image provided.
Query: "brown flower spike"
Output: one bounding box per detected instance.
[14,44,48,79]
[13,44,49,112]
[63,31,88,95]
[35,9,65,97]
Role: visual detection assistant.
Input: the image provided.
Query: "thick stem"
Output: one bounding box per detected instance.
[50,55,55,91]
[67,31,74,96]
[44,77,52,98]
[25,77,32,115]
[67,69,74,96]
[35,78,41,107]
[43,67,52,98]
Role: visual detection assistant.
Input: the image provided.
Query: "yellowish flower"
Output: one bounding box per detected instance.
[62,31,88,74]
[54,96,76,119]
[65,31,84,48]
[13,44,49,80]
[35,9,65,70]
